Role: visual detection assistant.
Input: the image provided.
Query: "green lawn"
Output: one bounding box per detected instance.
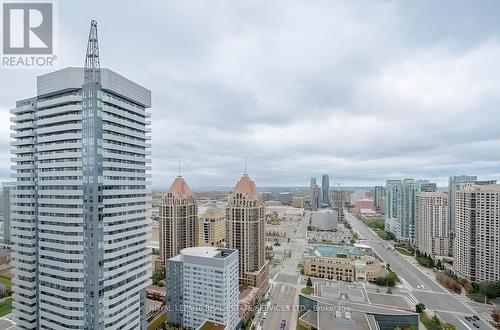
[396,247,415,256]
[361,217,385,231]
[296,325,308,330]
[0,298,12,317]
[301,287,314,295]
[0,276,11,291]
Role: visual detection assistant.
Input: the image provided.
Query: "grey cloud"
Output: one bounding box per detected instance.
[1,0,500,189]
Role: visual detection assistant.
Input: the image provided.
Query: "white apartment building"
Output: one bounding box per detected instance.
[455,184,500,282]
[10,66,152,329]
[415,191,449,256]
[166,247,240,330]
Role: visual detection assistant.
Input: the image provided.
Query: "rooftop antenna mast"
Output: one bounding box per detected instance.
[178,160,181,177]
[84,20,100,85]
[244,157,247,175]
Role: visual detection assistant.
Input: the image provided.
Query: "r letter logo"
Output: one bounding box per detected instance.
[2,2,57,68]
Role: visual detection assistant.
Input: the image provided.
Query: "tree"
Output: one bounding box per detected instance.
[415,303,426,313]
[306,277,312,288]
[492,309,500,326]
[152,269,165,286]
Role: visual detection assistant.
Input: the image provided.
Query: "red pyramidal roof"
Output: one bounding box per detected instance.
[233,174,259,197]
[168,176,192,197]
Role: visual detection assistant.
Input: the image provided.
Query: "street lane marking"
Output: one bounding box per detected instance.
[458,318,474,330]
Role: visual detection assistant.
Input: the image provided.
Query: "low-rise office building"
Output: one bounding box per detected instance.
[298,285,419,330]
[303,245,385,282]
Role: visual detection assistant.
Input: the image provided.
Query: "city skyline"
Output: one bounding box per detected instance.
[2,3,500,330]
[2,0,500,188]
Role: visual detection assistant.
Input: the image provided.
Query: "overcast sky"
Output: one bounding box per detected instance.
[1,0,500,189]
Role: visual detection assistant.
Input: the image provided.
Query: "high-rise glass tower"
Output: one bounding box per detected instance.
[384,180,402,236]
[374,186,385,213]
[10,23,152,329]
[321,174,330,207]
[310,177,316,196]
[384,179,421,242]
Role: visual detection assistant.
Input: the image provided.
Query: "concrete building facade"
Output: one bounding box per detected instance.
[198,208,226,247]
[10,67,152,329]
[311,185,321,211]
[415,191,449,256]
[303,245,386,282]
[448,175,477,246]
[0,182,15,246]
[455,184,500,283]
[159,176,198,264]
[374,186,385,213]
[354,198,374,213]
[166,247,239,330]
[226,174,269,291]
[310,209,338,231]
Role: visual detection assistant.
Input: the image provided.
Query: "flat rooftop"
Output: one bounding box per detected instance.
[181,246,237,259]
[305,244,366,258]
[299,282,417,330]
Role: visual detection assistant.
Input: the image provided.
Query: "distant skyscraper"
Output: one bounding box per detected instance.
[226,174,269,291]
[311,185,321,211]
[415,191,449,256]
[374,186,385,213]
[448,175,477,244]
[310,177,316,197]
[10,22,152,329]
[455,184,500,282]
[321,174,330,207]
[166,247,239,329]
[159,176,198,263]
[416,180,437,192]
[0,182,15,246]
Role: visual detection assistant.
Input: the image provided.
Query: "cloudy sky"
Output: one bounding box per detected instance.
[1,0,500,189]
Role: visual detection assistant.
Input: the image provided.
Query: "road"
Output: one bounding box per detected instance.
[344,211,494,330]
[256,212,309,330]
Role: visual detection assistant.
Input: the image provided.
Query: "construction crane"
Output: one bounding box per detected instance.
[84,20,100,85]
